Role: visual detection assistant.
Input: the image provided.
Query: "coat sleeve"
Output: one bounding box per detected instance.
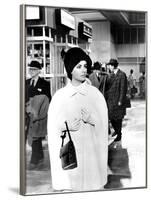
[42,79,51,102]
[119,73,127,104]
[30,95,50,122]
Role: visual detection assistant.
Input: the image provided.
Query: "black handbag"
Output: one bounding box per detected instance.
[59,121,77,170]
[125,95,131,108]
[131,86,138,94]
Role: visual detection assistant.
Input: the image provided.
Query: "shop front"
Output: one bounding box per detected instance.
[26,6,92,95]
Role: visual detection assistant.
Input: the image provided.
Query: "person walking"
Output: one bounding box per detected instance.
[127,69,136,99]
[47,47,108,191]
[106,58,127,142]
[26,60,51,169]
[139,72,145,99]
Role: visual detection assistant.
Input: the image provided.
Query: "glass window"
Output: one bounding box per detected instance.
[131,28,137,43]
[45,42,50,74]
[138,28,145,43]
[45,43,50,58]
[27,27,32,37]
[45,27,49,37]
[124,28,130,44]
[56,35,61,43]
[68,35,72,43]
[33,27,43,36]
[117,28,123,44]
[27,44,32,56]
[73,37,77,45]
[34,44,43,56]
[111,26,117,43]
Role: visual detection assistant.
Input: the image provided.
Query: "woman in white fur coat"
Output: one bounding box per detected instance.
[48,47,108,192]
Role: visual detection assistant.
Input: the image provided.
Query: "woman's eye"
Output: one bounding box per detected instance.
[76,63,87,69]
[76,65,81,69]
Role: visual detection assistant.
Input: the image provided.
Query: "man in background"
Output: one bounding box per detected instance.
[106,59,127,142]
[139,71,145,99]
[127,69,136,99]
[26,60,51,170]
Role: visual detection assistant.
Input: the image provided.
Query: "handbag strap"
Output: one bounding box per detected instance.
[61,121,72,147]
[65,121,72,141]
[61,131,66,147]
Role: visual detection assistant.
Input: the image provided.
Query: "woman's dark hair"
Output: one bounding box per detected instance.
[62,47,92,80]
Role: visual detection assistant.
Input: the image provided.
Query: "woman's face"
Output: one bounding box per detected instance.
[71,60,87,82]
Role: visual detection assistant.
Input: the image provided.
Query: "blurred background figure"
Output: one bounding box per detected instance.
[127,69,137,99]
[99,63,108,96]
[26,60,51,170]
[139,72,145,99]
[89,61,101,89]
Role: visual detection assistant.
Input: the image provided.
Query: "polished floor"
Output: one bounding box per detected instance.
[25,99,146,195]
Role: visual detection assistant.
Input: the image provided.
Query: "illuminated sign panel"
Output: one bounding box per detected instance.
[26,6,40,20]
[60,9,75,29]
[56,9,75,30]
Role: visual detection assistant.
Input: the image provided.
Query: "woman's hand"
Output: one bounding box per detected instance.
[81,108,95,126]
[61,118,81,132]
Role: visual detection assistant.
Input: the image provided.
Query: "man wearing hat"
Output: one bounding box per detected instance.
[26,60,51,169]
[106,58,127,142]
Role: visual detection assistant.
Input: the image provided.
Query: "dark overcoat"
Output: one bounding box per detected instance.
[25,77,51,141]
[27,94,49,139]
[89,72,100,89]
[105,69,127,120]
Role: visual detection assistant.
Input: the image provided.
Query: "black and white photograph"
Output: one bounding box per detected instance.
[20,4,147,196]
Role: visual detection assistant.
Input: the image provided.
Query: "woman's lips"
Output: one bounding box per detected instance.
[81,74,86,78]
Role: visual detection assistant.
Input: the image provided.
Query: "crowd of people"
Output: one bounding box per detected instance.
[25,47,146,192]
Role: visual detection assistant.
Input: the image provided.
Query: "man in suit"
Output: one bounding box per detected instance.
[106,59,127,142]
[26,60,51,169]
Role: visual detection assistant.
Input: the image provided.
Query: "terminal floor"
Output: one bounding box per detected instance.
[25,99,146,195]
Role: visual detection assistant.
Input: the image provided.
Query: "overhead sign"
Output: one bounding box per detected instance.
[26,6,40,20]
[56,9,75,30]
[79,22,92,38]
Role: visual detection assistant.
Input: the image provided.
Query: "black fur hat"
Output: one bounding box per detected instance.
[63,47,92,80]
